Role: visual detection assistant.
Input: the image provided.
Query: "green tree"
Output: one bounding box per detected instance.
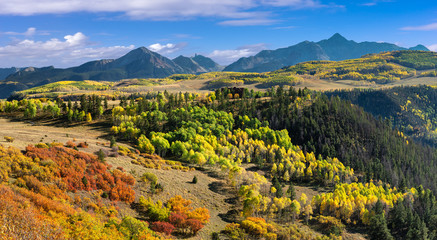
[67,109,74,122]
[151,135,170,157]
[369,213,394,240]
[272,176,283,198]
[138,135,155,154]
[406,214,429,240]
[110,136,117,148]
[191,152,207,165]
[97,149,105,162]
[78,111,86,121]
[118,216,149,239]
[287,183,296,200]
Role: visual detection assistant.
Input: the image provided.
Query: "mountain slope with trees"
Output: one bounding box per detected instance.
[254,88,437,194]
[224,33,429,72]
[2,86,437,239]
[326,85,437,147]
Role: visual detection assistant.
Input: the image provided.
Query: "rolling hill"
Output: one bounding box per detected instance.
[10,50,437,100]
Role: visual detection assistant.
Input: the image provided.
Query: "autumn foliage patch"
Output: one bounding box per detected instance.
[24,145,136,202]
[139,195,210,236]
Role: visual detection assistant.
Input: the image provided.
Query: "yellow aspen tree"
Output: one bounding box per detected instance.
[290,200,301,222]
[86,112,92,122]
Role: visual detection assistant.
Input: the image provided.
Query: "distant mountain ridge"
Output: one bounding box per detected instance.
[224,33,430,72]
[0,34,430,99]
[0,67,22,80]
[0,48,222,98]
[173,54,224,73]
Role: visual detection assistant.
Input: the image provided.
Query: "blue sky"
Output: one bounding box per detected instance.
[0,0,436,68]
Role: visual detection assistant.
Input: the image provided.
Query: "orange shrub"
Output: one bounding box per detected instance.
[188,207,210,224]
[65,140,77,148]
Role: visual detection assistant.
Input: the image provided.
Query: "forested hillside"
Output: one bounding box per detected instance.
[278,51,437,84]
[326,85,437,146]
[208,87,437,193]
[1,86,437,239]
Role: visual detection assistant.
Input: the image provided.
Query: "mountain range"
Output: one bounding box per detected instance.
[3,47,222,83]
[0,33,431,98]
[224,33,429,72]
[0,48,222,98]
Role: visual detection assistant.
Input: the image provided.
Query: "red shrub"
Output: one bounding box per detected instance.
[24,145,136,203]
[186,219,204,235]
[169,212,187,228]
[151,221,175,235]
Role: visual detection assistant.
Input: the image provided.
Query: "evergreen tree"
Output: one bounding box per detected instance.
[110,136,117,148]
[369,213,394,240]
[388,200,409,237]
[287,183,296,200]
[104,98,108,110]
[406,214,429,240]
[272,176,283,198]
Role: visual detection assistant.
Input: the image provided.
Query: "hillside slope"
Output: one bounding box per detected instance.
[327,85,437,147]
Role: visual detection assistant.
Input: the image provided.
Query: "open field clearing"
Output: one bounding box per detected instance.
[15,75,437,101]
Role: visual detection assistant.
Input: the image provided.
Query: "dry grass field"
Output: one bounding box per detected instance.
[16,75,437,100]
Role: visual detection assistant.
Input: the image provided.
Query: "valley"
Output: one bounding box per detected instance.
[2,0,437,239]
[1,42,437,240]
[2,81,437,239]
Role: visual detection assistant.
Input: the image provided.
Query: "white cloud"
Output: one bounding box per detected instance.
[0,0,338,24]
[219,18,278,26]
[401,22,437,31]
[262,0,325,8]
[0,32,135,68]
[428,44,437,52]
[24,27,36,36]
[360,0,394,6]
[148,42,187,55]
[2,27,44,36]
[272,25,296,30]
[208,43,268,64]
[172,34,201,39]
